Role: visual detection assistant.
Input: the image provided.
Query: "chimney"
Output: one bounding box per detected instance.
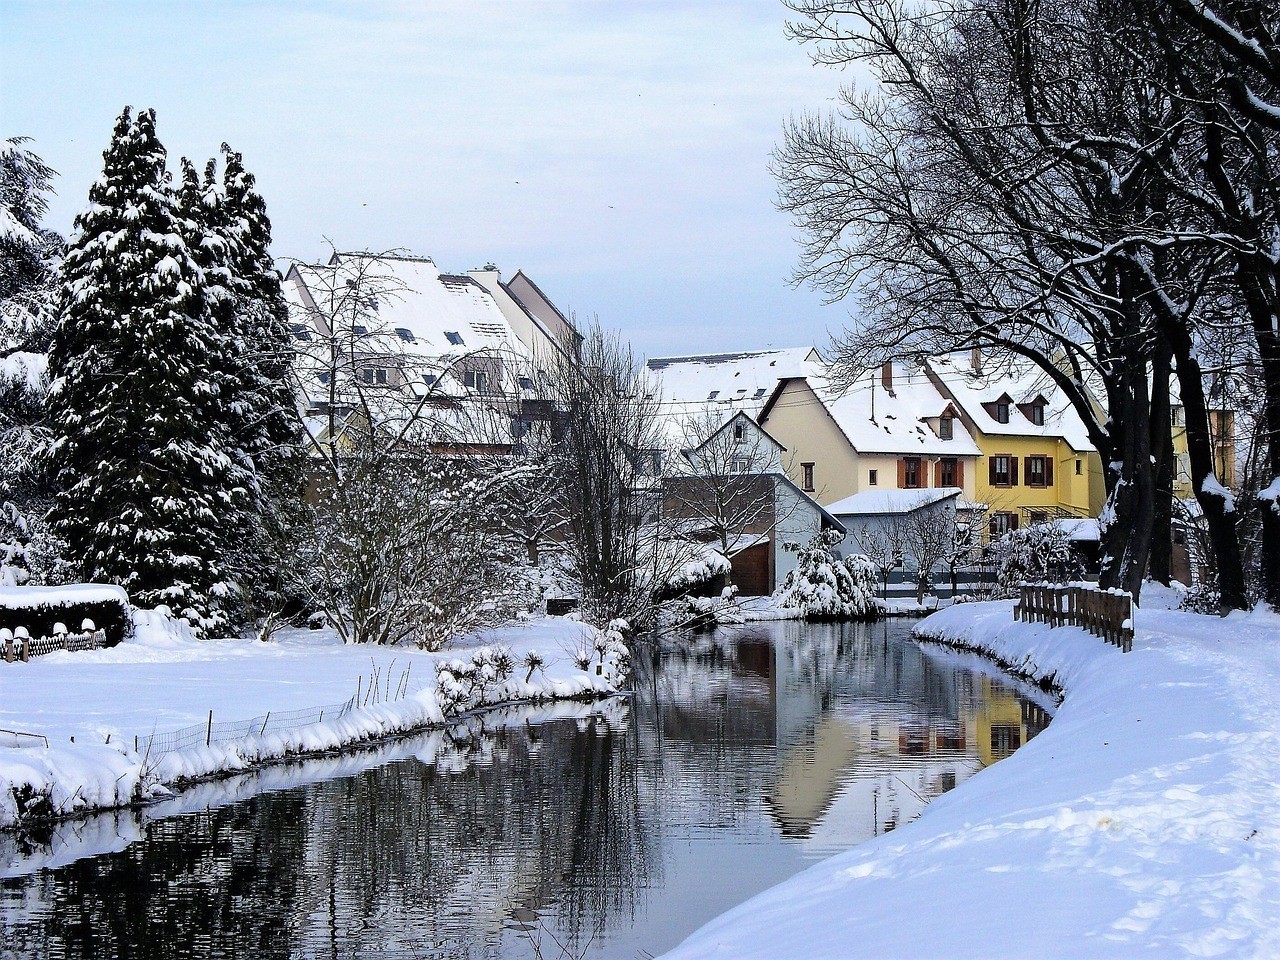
[971,347,983,374]
[881,361,894,394]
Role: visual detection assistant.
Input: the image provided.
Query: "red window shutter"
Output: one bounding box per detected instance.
[1010,457,1019,486]
[1045,456,1054,486]
[898,458,907,487]
[989,458,997,486]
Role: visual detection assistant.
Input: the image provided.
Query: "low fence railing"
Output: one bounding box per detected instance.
[2,626,109,663]
[1014,583,1134,652]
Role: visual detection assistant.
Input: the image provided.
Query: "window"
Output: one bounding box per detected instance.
[868,469,878,486]
[989,511,1019,538]
[754,388,767,399]
[463,370,487,392]
[733,423,745,443]
[291,324,312,342]
[991,454,1014,486]
[938,458,957,488]
[518,375,534,390]
[708,390,720,400]
[802,462,815,492]
[395,327,415,343]
[731,457,750,474]
[360,367,387,385]
[1031,403,1045,426]
[996,401,1010,424]
[352,324,368,336]
[1075,458,1082,476]
[1026,455,1048,488]
[445,331,465,345]
[902,457,922,488]
[423,374,438,385]
[939,416,953,440]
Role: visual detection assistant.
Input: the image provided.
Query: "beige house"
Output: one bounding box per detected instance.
[758,362,982,508]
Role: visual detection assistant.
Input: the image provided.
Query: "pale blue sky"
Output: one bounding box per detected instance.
[2,0,854,356]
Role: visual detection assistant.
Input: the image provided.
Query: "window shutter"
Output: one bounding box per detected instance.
[1010,457,1019,486]
[1010,513,1020,531]
[898,458,907,488]
[989,458,997,486]
[1024,457,1033,486]
[933,461,941,487]
[1045,456,1054,486]
[956,459,965,488]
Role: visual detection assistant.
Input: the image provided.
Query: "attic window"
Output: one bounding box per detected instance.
[1031,403,1045,426]
[939,416,953,440]
[352,324,368,337]
[423,374,438,385]
[733,423,745,443]
[445,331,465,346]
[708,390,720,400]
[996,401,1010,424]
[518,375,534,390]
[395,327,415,343]
[754,388,767,399]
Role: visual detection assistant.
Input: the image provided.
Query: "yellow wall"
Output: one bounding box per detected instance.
[971,434,1105,522]
[761,379,863,505]
[1171,409,1236,499]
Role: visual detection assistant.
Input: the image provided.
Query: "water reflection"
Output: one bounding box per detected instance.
[0,620,1051,960]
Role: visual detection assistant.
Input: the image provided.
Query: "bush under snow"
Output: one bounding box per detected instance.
[775,533,880,620]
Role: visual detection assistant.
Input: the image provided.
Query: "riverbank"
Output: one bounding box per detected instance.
[0,611,620,830]
[663,592,1280,959]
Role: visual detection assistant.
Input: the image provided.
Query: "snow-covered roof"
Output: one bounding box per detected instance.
[826,487,962,516]
[927,354,1095,452]
[1055,518,1101,542]
[647,347,820,415]
[807,364,982,457]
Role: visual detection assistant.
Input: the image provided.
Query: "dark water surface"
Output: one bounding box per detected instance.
[0,619,1051,960]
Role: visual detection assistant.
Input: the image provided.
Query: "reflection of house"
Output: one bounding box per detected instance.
[925,353,1105,536]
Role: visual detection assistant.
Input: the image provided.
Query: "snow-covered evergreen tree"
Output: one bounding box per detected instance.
[776,531,880,620]
[0,137,63,585]
[46,107,242,629]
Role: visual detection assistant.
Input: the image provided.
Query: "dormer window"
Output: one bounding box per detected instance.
[463,369,488,393]
[996,401,1010,424]
[1031,403,1045,426]
[939,416,954,440]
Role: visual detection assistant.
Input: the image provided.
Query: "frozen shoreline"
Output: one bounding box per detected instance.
[0,612,622,830]
[663,592,1280,960]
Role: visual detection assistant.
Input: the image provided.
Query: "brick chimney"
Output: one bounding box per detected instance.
[971,347,983,374]
[881,361,894,394]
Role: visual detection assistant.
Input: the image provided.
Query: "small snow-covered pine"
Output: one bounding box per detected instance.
[776,531,880,620]
[46,107,242,631]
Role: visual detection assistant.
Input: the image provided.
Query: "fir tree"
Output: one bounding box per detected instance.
[47,107,242,629]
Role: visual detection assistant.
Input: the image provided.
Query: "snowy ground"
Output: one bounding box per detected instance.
[0,611,618,828]
[663,589,1280,959]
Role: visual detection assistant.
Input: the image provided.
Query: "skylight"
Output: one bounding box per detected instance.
[445,331,465,346]
[395,327,415,343]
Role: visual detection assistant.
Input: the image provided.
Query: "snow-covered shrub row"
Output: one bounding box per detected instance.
[650,540,732,598]
[993,522,1085,597]
[0,583,132,645]
[775,532,880,620]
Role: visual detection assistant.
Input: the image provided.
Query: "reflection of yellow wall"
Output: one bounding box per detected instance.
[970,434,1105,526]
[770,716,862,833]
[1172,408,1236,499]
[971,681,1028,768]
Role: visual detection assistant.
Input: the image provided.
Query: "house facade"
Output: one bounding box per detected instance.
[925,354,1106,537]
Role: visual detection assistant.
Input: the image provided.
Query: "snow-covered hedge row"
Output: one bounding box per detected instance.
[0,583,132,645]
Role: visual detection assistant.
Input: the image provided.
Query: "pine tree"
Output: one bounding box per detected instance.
[47,107,242,629]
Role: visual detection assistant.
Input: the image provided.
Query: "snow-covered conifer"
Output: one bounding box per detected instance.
[46,107,242,630]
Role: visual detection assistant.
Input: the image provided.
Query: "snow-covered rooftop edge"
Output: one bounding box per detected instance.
[663,592,1280,960]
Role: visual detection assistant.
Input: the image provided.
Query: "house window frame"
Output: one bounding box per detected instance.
[801,462,815,492]
[1027,455,1048,488]
[868,468,878,486]
[992,454,1012,487]
[989,511,1019,538]
[903,456,922,489]
[938,457,957,488]
[996,401,1010,424]
[1031,403,1045,426]
[939,416,953,440]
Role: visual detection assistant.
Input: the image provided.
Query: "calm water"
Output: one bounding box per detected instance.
[0,619,1051,960]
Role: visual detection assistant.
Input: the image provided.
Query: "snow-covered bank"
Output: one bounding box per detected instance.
[0,614,622,829]
[664,596,1280,959]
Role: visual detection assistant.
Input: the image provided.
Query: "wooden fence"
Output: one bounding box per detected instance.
[2,627,109,663]
[1014,583,1134,652]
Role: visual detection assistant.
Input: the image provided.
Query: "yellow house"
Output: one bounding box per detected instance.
[925,354,1106,537]
[758,362,983,507]
[1171,404,1236,500]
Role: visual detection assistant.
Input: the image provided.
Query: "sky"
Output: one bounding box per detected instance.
[2,0,858,357]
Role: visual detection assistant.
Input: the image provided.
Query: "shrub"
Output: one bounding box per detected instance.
[993,523,1085,596]
[776,532,880,620]
[0,584,132,645]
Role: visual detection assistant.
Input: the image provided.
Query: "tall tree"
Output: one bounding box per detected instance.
[47,107,242,629]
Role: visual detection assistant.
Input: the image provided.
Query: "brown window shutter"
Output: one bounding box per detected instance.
[1010,513,1020,531]
[1010,457,1019,486]
[956,459,964,488]
[898,458,907,488]
[988,457,997,486]
[933,461,941,487]
[1024,456,1033,486]
[1045,456,1054,486]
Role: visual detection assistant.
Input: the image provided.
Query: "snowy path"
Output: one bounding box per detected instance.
[662,597,1280,959]
[0,613,618,828]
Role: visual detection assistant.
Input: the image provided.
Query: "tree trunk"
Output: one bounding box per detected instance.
[1148,341,1175,585]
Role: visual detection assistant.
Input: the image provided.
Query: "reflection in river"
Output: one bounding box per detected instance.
[0,619,1051,959]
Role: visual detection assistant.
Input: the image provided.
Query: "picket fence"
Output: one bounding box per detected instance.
[1014,582,1134,652]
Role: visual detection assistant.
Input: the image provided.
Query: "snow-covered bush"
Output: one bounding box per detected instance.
[568,618,632,686]
[679,584,745,630]
[775,532,880,620]
[1179,584,1222,615]
[993,522,1085,595]
[649,539,732,598]
[436,646,518,717]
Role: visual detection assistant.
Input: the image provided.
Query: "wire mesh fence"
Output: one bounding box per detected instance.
[134,696,358,758]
